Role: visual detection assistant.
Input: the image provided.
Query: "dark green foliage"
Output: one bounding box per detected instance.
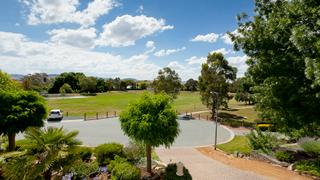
[198,53,237,119]
[184,79,198,91]
[234,77,255,105]
[164,163,192,180]
[79,76,97,93]
[48,72,85,93]
[110,159,140,180]
[221,119,255,128]
[76,146,93,162]
[94,143,124,165]
[153,67,182,99]
[275,151,294,163]
[232,0,320,136]
[294,159,320,177]
[96,78,108,92]
[59,83,73,94]
[246,130,279,154]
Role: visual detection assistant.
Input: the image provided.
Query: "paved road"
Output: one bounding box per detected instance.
[156,148,268,180]
[17,118,233,147]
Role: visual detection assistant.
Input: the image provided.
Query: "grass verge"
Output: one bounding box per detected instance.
[217,135,252,154]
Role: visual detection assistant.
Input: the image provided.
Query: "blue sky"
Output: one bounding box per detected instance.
[0,0,253,80]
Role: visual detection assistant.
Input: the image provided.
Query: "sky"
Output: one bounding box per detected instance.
[0,0,254,81]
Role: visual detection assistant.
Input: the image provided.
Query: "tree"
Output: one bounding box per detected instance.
[153,67,182,99]
[79,76,97,93]
[0,90,47,151]
[48,72,85,93]
[185,78,198,91]
[235,77,255,105]
[96,78,107,92]
[59,83,73,94]
[3,127,81,180]
[105,78,114,91]
[120,80,128,91]
[22,73,50,92]
[232,0,320,136]
[198,53,237,120]
[119,93,179,173]
[139,82,148,90]
[0,70,20,91]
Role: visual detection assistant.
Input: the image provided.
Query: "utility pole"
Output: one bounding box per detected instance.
[211,91,219,150]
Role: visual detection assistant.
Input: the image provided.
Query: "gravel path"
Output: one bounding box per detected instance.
[156,148,268,180]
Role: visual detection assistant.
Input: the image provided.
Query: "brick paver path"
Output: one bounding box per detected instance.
[156,148,268,180]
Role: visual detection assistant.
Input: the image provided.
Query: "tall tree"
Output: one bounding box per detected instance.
[22,73,50,92]
[48,72,85,93]
[119,93,179,173]
[0,90,47,151]
[96,78,107,92]
[184,78,198,91]
[232,0,320,136]
[153,67,182,99]
[235,77,255,105]
[79,76,97,93]
[3,127,81,180]
[198,53,237,120]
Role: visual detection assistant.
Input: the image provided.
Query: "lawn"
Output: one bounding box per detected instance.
[47,91,207,117]
[217,135,252,154]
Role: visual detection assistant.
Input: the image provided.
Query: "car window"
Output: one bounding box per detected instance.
[50,111,59,114]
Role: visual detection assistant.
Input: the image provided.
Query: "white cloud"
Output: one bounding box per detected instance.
[227,55,248,77]
[136,5,144,14]
[167,61,200,80]
[21,0,117,27]
[0,31,160,79]
[221,29,239,45]
[185,56,206,65]
[48,28,97,49]
[154,47,186,57]
[146,41,155,49]
[191,33,219,43]
[96,15,173,47]
[210,48,233,55]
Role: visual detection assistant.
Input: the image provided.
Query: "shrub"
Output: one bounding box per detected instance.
[59,83,73,94]
[94,143,124,165]
[298,138,320,157]
[275,151,294,163]
[294,159,320,177]
[76,146,93,162]
[124,141,145,163]
[70,160,99,179]
[163,163,192,180]
[108,156,127,172]
[246,130,279,154]
[111,160,140,180]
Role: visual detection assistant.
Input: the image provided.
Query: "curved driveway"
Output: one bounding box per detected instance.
[19,118,233,147]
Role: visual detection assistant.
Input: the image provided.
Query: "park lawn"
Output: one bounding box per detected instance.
[47,91,207,117]
[217,135,252,154]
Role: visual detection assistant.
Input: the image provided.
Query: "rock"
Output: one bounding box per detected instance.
[287,164,294,171]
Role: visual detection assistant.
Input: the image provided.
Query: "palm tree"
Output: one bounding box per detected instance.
[3,127,81,180]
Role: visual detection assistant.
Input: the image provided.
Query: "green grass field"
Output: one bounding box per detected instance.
[46,91,258,121]
[47,91,207,117]
[217,135,252,154]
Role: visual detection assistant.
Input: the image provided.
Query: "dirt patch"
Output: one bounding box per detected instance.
[197,146,310,180]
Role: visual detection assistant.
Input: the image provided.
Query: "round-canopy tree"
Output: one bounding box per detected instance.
[119,93,179,173]
[0,90,47,151]
[153,67,182,99]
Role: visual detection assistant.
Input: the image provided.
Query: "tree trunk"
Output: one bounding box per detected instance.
[146,144,152,174]
[8,133,16,151]
[44,170,51,180]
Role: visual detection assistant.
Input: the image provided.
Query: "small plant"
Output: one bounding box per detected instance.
[76,146,93,162]
[163,163,192,180]
[275,151,294,163]
[69,160,99,179]
[94,143,124,165]
[294,159,320,177]
[246,130,279,154]
[298,138,320,157]
[110,158,140,180]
